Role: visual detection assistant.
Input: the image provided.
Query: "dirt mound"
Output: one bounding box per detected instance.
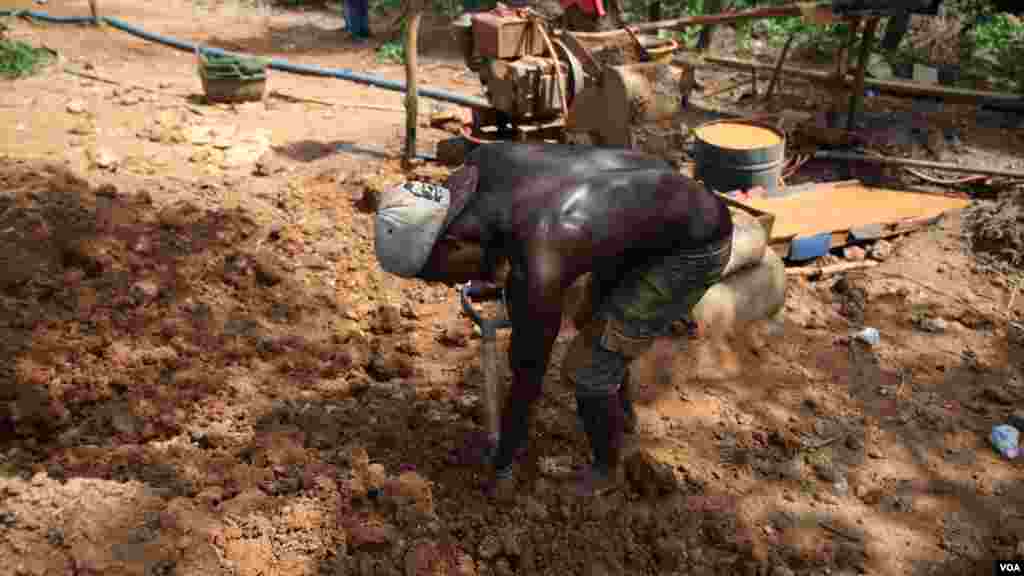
[0,158,778,576]
[962,192,1024,268]
[0,157,377,442]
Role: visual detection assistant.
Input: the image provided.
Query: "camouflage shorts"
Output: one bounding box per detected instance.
[571,236,732,398]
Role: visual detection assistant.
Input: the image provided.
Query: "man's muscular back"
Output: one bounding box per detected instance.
[473,167,733,289]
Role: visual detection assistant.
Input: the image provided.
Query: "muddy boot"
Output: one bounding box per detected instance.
[574,394,625,497]
[484,467,518,503]
[575,372,637,435]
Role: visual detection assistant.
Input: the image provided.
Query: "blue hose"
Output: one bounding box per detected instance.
[0,9,492,111]
[0,10,93,24]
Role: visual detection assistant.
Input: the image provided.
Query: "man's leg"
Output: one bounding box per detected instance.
[590,268,638,435]
[570,238,732,496]
[570,342,630,497]
[487,274,540,500]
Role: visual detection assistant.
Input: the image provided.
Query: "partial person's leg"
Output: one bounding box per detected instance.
[491,274,539,478]
[569,237,733,496]
[570,343,629,496]
[590,266,638,434]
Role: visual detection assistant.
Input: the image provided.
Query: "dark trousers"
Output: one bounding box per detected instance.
[345,0,370,38]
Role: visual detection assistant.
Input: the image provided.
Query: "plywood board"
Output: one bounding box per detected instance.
[738,183,970,241]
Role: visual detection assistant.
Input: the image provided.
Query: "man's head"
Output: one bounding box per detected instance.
[374,180,483,285]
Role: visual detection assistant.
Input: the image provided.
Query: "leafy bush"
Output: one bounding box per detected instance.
[966,13,1024,91]
[0,39,53,79]
[376,40,405,63]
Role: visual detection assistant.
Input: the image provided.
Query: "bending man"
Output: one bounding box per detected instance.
[374,142,733,497]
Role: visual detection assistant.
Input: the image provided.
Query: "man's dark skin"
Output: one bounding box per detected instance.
[417,142,733,495]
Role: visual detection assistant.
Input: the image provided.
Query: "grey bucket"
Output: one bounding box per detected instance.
[693,119,786,197]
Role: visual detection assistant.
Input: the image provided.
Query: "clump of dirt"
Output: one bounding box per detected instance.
[0,157,778,576]
[962,192,1024,268]
[0,156,377,443]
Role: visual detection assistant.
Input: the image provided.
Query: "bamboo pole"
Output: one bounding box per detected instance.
[403,0,422,168]
[704,55,1021,105]
[786,261,879,278]
[626,2,827,34]
[763,30,797,101]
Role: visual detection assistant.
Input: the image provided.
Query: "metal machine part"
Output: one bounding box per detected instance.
[480,56,574,121]
[473,36,587,124]
[567,61,687,149]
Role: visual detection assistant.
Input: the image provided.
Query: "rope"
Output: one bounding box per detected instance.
[530,14,569,123]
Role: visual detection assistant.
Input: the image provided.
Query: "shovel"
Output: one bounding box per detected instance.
[460,282,513,457]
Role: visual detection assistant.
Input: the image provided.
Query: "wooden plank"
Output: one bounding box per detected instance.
[737,182,970,242]
[787,261,879,278]
[627,3,824,33]
[704,55,1021,105]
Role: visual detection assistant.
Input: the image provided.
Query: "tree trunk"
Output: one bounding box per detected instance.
[697,0,723,52]
[648,0,661,22]
[404,3,423,168]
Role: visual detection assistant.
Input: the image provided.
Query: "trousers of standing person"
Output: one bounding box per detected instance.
[345,0,370,39]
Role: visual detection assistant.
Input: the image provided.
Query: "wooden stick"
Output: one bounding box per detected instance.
[763,31,797,101]
[815,150,1024,180]
[819,521,863,542]
[268,90,418,113]
[703,77,752,99]
[403,2,422,168]
[534,18,569,122]
[846,17,879,131]
[269,90,335,107]
[786,260,879,279]
[704,55,1021,105]
[624,2,831,34]
[63,66,189,97]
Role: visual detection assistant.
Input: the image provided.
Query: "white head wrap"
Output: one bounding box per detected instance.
[374,181,452,278]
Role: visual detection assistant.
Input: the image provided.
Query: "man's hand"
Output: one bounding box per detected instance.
[462,281,503,302]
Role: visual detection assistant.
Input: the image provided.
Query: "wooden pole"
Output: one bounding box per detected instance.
[786,261,879,279]
[703,55,1021,106]
[623,2,825,34]
[697,0,724,52]
[846,17,879,131]
[763,31,797,101]
[814,150,1024,180]
[88,0,101,25]
[403,1,422,168]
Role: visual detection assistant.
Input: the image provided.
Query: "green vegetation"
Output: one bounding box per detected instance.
[262,0,1022,91]
[376,40,406,63]
[199,52,270,79]
[0,38,54,79]
[965,13,1024,91]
